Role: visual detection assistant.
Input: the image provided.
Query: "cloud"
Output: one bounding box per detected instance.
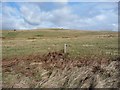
[2,2,118,31]
[2,3,31,30]
[20,3,41,25]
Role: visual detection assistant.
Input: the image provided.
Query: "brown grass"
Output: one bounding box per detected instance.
[3,51,120,88]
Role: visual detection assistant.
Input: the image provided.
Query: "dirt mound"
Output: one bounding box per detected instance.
[2,52,120,88]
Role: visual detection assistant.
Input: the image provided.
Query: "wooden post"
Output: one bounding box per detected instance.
[64,44,67,53]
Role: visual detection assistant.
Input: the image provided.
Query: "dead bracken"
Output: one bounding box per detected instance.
[2,51,120,88]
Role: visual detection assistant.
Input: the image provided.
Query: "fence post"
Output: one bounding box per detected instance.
[64,44,67,53]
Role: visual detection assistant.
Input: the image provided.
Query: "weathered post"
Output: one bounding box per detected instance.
[64,44,67,54]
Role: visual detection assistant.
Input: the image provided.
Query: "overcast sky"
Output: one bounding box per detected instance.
[1,1,118,31]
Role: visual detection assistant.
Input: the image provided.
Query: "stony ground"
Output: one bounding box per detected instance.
[2,51,120,88]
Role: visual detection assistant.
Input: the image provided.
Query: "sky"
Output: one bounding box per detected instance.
[1,1,118,31]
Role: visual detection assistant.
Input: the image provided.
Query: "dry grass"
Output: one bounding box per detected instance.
[2,29,119,88]
[2,51,120,88]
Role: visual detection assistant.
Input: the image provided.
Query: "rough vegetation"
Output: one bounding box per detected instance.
[2,51,120,88]
[2,29,119,88]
